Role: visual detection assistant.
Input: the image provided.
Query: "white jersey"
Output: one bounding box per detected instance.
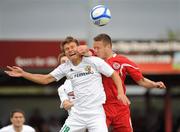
[58,79,75,108]
[0,125,35,132]
[50,56,114,109]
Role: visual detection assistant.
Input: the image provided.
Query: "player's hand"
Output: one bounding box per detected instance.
[4,66,24,77]
[63,100,74,110]
[77,45,91,56]
[117,94,131,105]
[154,81,166,89]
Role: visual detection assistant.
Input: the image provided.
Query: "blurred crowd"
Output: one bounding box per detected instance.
[0,108,180,132]
[0,108,68,132]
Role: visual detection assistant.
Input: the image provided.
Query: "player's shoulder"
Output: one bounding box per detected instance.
[23,125,35,131]
[115,54,127,59]
[112,54,129,62]
[59,60,71,67]
[0,125,13,132]
[57,84,65,93]
[83,56,100,60]
[83,56,104,62]
[55,60,72,72]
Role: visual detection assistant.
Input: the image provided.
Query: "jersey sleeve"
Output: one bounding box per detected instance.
[123,57,143,81]
[58,85,69,108]
[0,126,10,132]
[91,56,114,77]
[31,127,36,132]
[24,125,36,132]
[0,128,5,132]
[32,129,35,132]
[50,64,66,81]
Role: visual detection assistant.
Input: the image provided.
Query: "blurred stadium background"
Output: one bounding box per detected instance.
[0,0,180,132]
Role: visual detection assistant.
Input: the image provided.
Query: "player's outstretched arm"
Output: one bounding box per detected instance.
[5,66,55,85]
[111,71,131,105]
[137,77,166,89]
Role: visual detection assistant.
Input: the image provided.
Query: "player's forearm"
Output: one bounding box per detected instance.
[22,71,53,85]
[63,100,74,110]
[111,72,124,95]
[59,95,69,109]
[137,77,156,89]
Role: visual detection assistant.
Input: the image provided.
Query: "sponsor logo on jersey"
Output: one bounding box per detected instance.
[68,65,94,79]
[74,72,93,78]
[112,62,121,70]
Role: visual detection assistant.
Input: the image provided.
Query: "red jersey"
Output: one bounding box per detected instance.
[103,54,143,104]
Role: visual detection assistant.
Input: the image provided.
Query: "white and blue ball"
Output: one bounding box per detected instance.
[90,5,111,26]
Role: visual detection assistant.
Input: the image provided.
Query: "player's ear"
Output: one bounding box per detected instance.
[106,43,111,49]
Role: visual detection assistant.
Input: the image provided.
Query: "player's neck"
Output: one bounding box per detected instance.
[105,51,114,60]
[71,57,82,66]
[13,126,23,132]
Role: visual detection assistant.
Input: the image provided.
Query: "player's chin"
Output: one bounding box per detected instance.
[69,54,78,60]
[99,55,105,59]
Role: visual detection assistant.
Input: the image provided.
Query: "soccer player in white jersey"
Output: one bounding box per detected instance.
[57,53,74,113]
[5,36,130,132]
[58,80,74,112]
[0,109,35,132]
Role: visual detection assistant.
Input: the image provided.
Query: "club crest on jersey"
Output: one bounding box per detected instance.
[112,62,121,70]
[85,65,93,73]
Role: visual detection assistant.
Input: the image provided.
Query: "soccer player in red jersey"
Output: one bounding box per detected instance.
[92,33,166,132]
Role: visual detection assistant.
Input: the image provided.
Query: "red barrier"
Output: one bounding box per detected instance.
[0,40,86,69]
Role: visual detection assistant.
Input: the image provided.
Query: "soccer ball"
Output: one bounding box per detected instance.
[90,5,111,26]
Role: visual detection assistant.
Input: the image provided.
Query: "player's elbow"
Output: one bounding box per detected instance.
[41,80,50,85]
[137,78,145,87]
[137,77,153,88]
[41,75,55,85]
[57,86,64,93]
